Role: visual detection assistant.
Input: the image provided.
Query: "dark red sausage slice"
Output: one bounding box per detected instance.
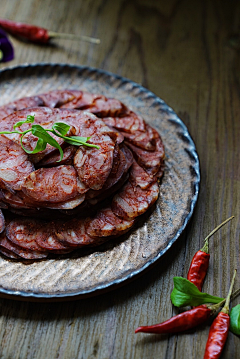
[112,181,159,220]
[6,218,47,251]
[74,133,115,190]
[0,135,34,191]
[0,231,47,259]
[22,165,79,203]
[36,222,70,251]
[56,218,95,247]
[86,207,134,238]
[0,246,20,259]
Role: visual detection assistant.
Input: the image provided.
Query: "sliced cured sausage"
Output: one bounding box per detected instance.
[61,91,126,117]
[56,218,95,247]
[125,135,164,176]
[86,207,134,238]
[112,181,159,220]
[103,111,146,132]
[36,222,70,251]
[22,165,79,203]
[0,135,34,191]
[6,218,47,251]
[129,159,157,189]
[74,133,115,190]
[0,233,47,259]
[37,145,76,167]
[0,246,20,259]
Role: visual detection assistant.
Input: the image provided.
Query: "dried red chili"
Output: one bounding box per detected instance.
[0,18,100,44]
[204,270,236,359]
[187,216,234,291]
[135,301,226,335]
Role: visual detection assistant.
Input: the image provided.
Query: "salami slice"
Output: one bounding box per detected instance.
[112,181,159,220]
[56,218,95,247]
[0,246,20,259]
[6,218,47,251]
[103,111,146,132]
[61,91,126,117]
[0,135,34,191]
[125,135,164,176]
[0,234,47,259]
[74,133,115,190]
[22,165,79,203]
[36,222,70,251]
[129,159,157,189]
[37,145,76,167]
[86,207,134,238]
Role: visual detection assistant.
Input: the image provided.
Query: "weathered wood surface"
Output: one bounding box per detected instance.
[0,0,239,358]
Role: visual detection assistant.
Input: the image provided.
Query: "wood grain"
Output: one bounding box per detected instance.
[0,0,239,358]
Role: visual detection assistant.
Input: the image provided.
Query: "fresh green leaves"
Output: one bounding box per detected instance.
[230,304,240,335]
[13,114,35,129]
[21,124,64,160]
[0,114,99,161]
[52,122,70,136]
[171,277,224,307]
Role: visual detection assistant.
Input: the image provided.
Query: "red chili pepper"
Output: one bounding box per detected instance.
[0,18,100,44]
[135,305,211,334]
[204,270,236,359]
[0,18,49,43]
[187,216,234,291]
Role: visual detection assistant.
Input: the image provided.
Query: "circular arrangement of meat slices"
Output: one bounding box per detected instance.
[0,90,165,260]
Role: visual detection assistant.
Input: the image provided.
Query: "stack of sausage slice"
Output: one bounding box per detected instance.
[0,90,165,260]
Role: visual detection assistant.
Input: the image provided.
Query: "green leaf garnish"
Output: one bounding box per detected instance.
[0,115,99,161]
[52,122,71,136]
[13,114,35,129]
[171,277,224,307]
[230,304,240,335]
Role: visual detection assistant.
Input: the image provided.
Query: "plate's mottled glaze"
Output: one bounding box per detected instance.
[0,64,200,301]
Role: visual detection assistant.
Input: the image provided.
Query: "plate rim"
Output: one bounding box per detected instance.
[0,63,200,300]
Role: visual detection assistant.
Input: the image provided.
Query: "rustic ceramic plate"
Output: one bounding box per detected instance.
[0,64,200,301]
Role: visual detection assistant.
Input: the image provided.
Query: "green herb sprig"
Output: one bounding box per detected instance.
[170,277,224,307]
[0,115,99,161]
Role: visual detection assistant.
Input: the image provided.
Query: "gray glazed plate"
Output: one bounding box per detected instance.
[0,63,200,301]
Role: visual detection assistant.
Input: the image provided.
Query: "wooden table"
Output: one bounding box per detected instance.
[0,1,239,358]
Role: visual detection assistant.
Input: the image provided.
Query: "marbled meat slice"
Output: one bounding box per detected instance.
[37,145,77,167]
[0,135,34,191]
[122,124,158,151]
[61,91,127,117]
[103,111,146,132]
[38,90,76,108]
[112,181,159,220]
[0,246,20,259]
[6,218,47,251]
[56,218,96,247]
[22,165,79,203]
[74,133,115,190]
[0,233,47,259]
[36,222,71,251]
[86,207,134,238]
[125,134,165,176]
[0,95,44,121]
[1,190,33,208]
[129,159,157,189]
[45,195,85,209]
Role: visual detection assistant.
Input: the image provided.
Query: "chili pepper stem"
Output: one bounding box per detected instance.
[48,31,100,44]
[221,269,237,314]
[200,216,234,253]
